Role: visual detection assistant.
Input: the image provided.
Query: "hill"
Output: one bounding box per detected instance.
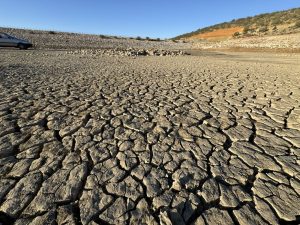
[175,7,300,40]
[0,27,189,50]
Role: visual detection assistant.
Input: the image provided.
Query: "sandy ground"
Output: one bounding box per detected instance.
[0,49,300,225]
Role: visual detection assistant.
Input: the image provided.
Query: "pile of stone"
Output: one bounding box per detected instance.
[68,48,187,56]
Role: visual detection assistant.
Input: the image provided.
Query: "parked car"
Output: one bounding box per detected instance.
[0,32,32,49]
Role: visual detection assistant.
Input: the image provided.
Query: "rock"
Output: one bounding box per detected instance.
[67,48,187,57]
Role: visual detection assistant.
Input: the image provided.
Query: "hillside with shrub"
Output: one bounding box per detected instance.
[0,27,187,50]
[175,7,300,40]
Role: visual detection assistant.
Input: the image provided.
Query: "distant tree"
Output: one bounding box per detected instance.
[48,31,56,34]
[136,36,142,40]
[146,37,150,40]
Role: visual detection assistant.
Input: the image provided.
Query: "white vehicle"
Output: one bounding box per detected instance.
[0,32,32,49]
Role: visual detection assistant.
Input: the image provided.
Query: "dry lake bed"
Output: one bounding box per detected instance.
[0,49,299,225]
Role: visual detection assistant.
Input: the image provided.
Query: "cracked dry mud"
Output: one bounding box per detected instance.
[0,50,300,225]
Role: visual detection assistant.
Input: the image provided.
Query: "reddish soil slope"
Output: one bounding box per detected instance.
[187,27,244,40]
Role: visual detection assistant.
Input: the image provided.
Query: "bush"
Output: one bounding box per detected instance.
[136,36,142,40]
[271,17,281,25]
[294,21,300,28]
[255,19,267,27]
[100,35,107,39]
[243,26,250,34]
[48,31,56,34]
[259,26,268,33]
[233,32,240,37]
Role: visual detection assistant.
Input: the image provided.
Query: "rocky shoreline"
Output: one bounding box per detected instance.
[68,48,188,57]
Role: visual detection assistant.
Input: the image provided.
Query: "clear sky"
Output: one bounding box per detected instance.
[0,0,299,38]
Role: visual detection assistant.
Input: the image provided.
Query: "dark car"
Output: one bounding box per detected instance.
[0,32,32,49]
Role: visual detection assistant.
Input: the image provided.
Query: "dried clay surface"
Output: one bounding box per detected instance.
[0,49,299,225]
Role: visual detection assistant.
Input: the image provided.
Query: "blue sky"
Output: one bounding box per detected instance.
[0,0,299,38]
